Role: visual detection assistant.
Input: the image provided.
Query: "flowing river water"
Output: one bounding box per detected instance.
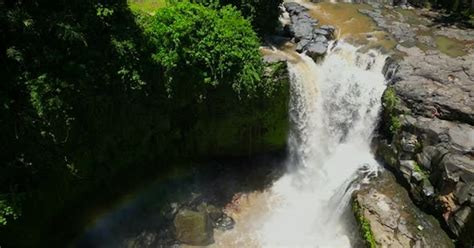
[210,41,388,247]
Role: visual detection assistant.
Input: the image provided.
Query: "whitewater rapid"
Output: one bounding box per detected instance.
[213,41,388,247]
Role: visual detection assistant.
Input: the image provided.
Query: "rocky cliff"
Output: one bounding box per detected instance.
[377,45,474,246]
[353,170,454,248]
[333,1,474,246]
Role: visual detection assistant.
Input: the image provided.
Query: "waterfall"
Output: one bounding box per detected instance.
[254,41,387,247]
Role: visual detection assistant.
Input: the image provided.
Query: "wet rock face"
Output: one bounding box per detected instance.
[172,202,236,246]
[377,113,474,242]
[283,2,335,60]
[365,1,474,244]
[377,45,474,243]
[173,208,214,245]
[352,170,454,248]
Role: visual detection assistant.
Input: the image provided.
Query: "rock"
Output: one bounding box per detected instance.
[434,27,474,42]
[283,2,308,15]
[416,146,438,170]
[359,9,417,44]
[314,35,328,43]
[295,38,311,53]
[394,46,474,125]
[369,2,474,245]
[382,56,399,81]
[173,208,214,245]
[283,2,332,59]
[417,35,435,47]
[320,24,335,33]
[421,179,435,197]
[305,41,328,60]
[399,160,417,178]
[284,3,318,42]
[412,171,424,182]
[400,132,419,153]
[215,214,235,231]
[313,28,329,37]
[352,170,454,248]
[125,231,159,248]
[448,206,472,236]
[378,102,474,240]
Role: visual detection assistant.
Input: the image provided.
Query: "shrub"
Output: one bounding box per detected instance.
[146,2,268,100]
[383,87,402,135]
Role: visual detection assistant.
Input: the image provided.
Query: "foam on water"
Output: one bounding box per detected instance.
[256,41,386,247]
[210,41,388,247]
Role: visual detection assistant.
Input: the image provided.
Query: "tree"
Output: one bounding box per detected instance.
[145,2,267,100]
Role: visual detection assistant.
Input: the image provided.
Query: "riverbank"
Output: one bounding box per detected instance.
[346,0,473,246]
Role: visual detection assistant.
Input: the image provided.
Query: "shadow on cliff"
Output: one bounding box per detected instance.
[74,151,287,247]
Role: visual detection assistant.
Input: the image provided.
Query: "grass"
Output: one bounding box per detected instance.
[128,0,167,14]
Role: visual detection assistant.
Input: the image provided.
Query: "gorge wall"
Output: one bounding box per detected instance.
[377,46,474,246]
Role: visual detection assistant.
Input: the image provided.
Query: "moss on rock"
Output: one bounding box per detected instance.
[352,200,377,248]
[181,61,289,158]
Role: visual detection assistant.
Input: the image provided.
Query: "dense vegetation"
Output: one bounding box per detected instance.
[0,0,286,246]
[409,0,474,25]
[146,3,266,98]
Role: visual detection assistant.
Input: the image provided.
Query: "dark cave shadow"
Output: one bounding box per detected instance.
[74,151,288,247]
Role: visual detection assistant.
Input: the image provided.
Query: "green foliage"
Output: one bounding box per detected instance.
[0,195,21,226]
[390,115,401,133]
[383,87,402,135]
[353,201,377,248]
[146,2,265,99]
[0,0,288,246]
[128,0,168,14]
[382,87,398,112]
[0,0,152,244]
[219,0,282,36]
[416,0,474,27]
[414,162,429,178]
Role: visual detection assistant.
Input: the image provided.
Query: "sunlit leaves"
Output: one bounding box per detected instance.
[0,196,21,226]
[146,2,266,99]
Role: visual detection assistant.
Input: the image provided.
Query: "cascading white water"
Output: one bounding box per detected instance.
[255,41,387,247]
[212,41,388,248]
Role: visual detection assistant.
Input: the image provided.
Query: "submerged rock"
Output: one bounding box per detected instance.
[214,214,235,231]
[173,208,214,245]
[352,170,454,248]
[283,2,334,60]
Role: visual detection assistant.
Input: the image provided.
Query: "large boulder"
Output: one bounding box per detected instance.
[173,208,214,245]
[352,170,454,248]
[283,2,335,60]
[305,41,328,59]
[393,46,474,125]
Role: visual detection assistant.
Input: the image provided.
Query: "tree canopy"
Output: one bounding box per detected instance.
[146,3,265,99]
